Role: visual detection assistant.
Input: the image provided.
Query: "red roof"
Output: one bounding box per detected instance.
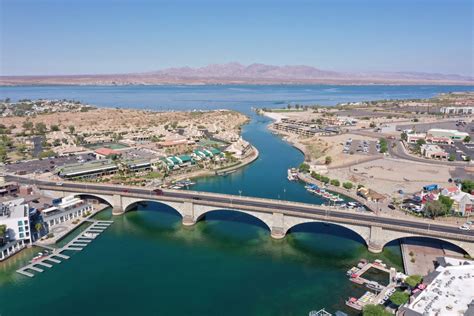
[94,148,119,156]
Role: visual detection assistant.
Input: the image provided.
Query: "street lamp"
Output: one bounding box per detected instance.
[238,189,242,198]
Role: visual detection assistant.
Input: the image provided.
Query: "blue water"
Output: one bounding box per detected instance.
[0,85,470,315]
[1,85,472,115]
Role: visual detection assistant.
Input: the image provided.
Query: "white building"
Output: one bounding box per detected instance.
[440,106,474,115]
[420,144,448,160]
[427,128,469,141]
[402,257,474,316]
[0,198,31,261]
[42,195,93,229]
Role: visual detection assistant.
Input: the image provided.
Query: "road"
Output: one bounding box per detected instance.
[7,175,474,241]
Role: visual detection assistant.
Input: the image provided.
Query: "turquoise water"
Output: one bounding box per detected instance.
[0,85,469,315]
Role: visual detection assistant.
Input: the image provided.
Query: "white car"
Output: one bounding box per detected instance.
[459,225,470,231]
[56,182,63,186]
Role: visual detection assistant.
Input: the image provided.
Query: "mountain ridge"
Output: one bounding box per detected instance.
[1,62,472,86]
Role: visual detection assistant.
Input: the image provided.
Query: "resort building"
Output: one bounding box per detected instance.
[440,106,474,115]
[400,257,474,316]
[420,144,448,160]
[357,187,385,202]
[0,181,19,197]
[57,160,118,179]
[427,129,469,141]
[94,147,121,159]
[41,195,93,229]
[225,137,252,158]
[0,198,31,261]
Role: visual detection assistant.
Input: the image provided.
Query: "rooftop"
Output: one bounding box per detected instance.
[407,258,474,316]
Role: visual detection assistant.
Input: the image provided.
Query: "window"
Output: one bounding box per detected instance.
[19,233,24,239]
[17,221,23,226]
[24,220,28,225]
[18,227,24,232]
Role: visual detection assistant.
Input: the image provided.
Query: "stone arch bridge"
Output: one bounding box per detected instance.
[39,184,474,257]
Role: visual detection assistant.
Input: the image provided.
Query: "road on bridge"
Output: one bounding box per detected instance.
[7,175,474,242]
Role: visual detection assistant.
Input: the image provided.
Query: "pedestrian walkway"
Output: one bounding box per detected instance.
[16,220,113,278]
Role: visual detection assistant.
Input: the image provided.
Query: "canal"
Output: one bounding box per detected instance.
[1,85,471,315]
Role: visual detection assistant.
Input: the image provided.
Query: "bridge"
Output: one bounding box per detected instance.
[9,176,474,257]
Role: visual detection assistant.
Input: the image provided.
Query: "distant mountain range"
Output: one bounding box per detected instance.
[1,62,472,86]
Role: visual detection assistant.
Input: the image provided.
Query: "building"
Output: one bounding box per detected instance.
[57,159,118,179]
[450,192,473,216]
[427,128,469,141]
[420,144,448,160]
[357,187,386,202]
[94,147,120,159]
[42,195,93,229]
[0,198,31,261]
[400,257,474,316]
[440,106,474,115]
[406,133,426,144]
[0,181,19,197]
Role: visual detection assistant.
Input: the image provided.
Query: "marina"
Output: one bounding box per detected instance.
[15,220,113,278]
[304,184,345,203]
[345,259,402,310]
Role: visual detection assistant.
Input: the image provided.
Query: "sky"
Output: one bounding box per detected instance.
[0,0,473,76]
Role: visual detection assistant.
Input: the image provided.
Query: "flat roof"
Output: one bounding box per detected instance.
[407,258,474,315]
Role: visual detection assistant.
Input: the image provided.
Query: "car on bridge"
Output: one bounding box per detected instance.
[153,189,163,195]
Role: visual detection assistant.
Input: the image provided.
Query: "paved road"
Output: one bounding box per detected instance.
[389,140,471,167]
[7,175,474,241]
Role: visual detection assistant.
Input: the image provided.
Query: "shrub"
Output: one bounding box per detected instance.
[324,156,332,165]
[405,275,422,287]
[330,179,340,187]
[390,290,410,306]
[362,304,391,316]
[321,176,330,184]
[342,182,353,190]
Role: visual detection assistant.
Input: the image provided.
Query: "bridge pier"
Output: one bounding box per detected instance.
[111,194,124,215]
[270,212,286,239]
[181,201,196,226]
[367,225,384,254]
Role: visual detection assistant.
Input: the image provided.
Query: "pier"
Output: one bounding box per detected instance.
[346,260,399,310]
[16,220,113,278]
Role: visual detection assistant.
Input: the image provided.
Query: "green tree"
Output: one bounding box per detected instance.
[22,120,33,133]
[438,195,453,212]
[461,180,474,193]
[0,145,7,163]
[343,182,353,190]
[464,136,471,143]
[423,200,447,218]
[68,125,75,134]
[448,154,455,161]
[298,162,310,173]
[404,275,423,287]
[330,179,340,186]
[390,291,409,306]
[379,138,388,153]
[35,223,43,235]
[35,122,47,135]
[362,304,391,316]
[325,156,332,165]
[50,124,60,131]
[321,176,330,184]
[38,150,56,159]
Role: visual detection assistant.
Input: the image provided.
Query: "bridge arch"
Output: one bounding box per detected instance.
[121,198,184,218]
[194,207,273,233]
[381,234,472,258]
[284,218,370,247]
[74,193,114,208]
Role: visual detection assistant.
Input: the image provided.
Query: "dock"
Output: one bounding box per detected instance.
[16,220,113,278]
[346,260,399,310]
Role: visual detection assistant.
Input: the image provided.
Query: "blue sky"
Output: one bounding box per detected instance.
[0,0,472,76]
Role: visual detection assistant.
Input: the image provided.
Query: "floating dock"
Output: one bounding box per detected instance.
[16,220,113,278]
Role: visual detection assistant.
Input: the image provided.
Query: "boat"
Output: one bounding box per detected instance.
[31,251,49,262]
[374,259,387,268]
[83,232,98,238]
[287,168,298,181]
[345,297,362,310]
[366,281,384,292]
[346,266,360,276]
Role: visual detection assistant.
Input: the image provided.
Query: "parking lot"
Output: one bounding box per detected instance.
[343,138,380,155]
[396,120,474,137]
[5,153,96,175]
